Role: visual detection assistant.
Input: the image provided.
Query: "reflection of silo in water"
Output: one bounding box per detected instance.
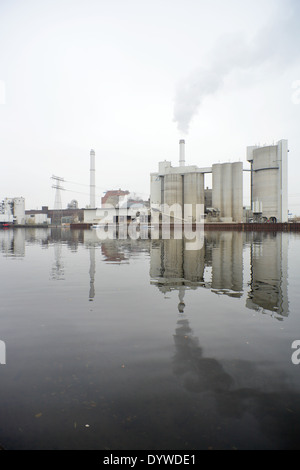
[150,241,164,279]
[211,232,243,295]
[163,239,184,279]
[150,239,205,292]
[247,233,289,317]
[183,238,205,283]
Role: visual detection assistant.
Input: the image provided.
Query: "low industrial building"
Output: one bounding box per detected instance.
[26,213,50,226]
[84,205,150,226]
[25,206,84,226]
[102,189,130,208]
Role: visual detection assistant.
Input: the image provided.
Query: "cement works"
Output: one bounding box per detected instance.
[0,138,293,231]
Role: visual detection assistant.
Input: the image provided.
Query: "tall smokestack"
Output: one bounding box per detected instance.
[90,149,96,208]
[179,139,185,166]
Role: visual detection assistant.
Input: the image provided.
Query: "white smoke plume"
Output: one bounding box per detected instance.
[173,0,300,134]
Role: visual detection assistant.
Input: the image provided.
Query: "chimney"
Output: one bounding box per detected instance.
[90,149,96,208]
[179,140,185,166]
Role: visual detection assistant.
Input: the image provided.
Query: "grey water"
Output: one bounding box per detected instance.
[0,227,300,450]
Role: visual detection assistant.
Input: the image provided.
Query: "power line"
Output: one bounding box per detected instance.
[63,187,103,199]
[64,179,107,191]
[62,179,146,198]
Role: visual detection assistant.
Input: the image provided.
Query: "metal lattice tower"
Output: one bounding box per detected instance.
[51,175,65,210]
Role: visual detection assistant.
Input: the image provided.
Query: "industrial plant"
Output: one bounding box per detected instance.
[0,138,292,230]
[150,139,288,225]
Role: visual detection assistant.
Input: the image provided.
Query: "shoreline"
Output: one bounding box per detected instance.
[4,222,300,232]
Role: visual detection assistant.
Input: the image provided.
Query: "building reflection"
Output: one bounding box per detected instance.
[51,243,64,281]
[150,238,205,294]
[246,232,289,319]
[172,314,234,394]
[150,231,289,319]
[0,228,26,257]
[0,228,289,319]
[83,230,151,300]
[150,232,294,448]
[81,230,289,318]
[208,232,243,297]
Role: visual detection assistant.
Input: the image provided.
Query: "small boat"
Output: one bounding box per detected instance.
[0,222,13,229]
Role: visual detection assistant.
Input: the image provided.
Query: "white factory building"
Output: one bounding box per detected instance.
[0,197,25,225]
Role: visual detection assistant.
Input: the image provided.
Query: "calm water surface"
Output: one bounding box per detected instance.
[0,227,300,450]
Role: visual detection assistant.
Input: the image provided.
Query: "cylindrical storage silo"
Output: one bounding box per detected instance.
[164,174,183,223]
[232,162,243,223]
[221,163,233,220]
[183,173,204,223]
[212,164,222,213]
[252,146,278,221]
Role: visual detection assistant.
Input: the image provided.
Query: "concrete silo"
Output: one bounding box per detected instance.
[162,173,183,224]
[183,173,204,223]
[232,162,243,223]
[212,162,243,223]
[211,164,222,216]
[247,140,288,223]
[150,141,209,225]
[222,163,233,220]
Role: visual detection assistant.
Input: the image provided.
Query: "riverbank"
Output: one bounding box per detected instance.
[5,222,300,232]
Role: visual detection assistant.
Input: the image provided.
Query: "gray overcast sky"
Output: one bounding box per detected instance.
[0,0,299,212]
